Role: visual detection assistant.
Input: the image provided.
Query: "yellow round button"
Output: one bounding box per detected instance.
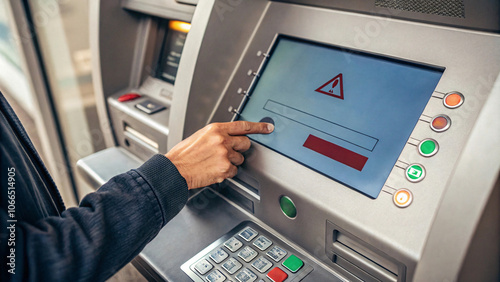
[393,189,413,208]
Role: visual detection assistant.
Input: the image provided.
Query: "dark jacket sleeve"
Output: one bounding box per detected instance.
[0,154,188,282]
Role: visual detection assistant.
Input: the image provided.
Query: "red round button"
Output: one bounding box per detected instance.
[430,115,451,132]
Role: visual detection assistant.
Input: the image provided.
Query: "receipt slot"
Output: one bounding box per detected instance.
[79,0,499,281]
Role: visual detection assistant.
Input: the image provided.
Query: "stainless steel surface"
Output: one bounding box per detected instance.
[76,147,143,188]
[135,189,341,281]
[122,0,195,22]
[181,221,339,282]
[173,1,500,280]
[170,0,270,144]
[108,92,170,160]
[90,0,143,148]
[413,72,500,281]
[272,0,500,32]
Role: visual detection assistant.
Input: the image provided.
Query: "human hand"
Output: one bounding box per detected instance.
[165,121,274,189]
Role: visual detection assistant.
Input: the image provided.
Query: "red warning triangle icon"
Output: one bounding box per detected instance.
[315,73,344,100]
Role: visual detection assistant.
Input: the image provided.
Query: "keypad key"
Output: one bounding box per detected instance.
[282,254,304,273]
[252,236,272,251]
[266,246,287,262]
[222,257,243,275]
[267,267,288,282]
[224,237,243,252]
[238,246,258,262]
[235,267,257,282]
[206,269,226,282]
[238,227,258,242]
[194,258,213,275]
[210,248,229,264]
[251,256,273,273]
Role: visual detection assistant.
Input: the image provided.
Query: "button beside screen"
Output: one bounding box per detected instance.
[418,139,439,157]
[443,92,464,109]
[430,115,451,132]
[393,189,413,208]
[406,164,426,182]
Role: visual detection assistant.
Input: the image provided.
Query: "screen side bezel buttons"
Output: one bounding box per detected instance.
[393,189,413,208]
[405,164,426,183]
[443,91,464,109]
[418,138,439,157]
[430,115,451,132]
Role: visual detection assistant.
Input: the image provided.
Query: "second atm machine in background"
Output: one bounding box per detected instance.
[78,0,194,188]
[78,0,500,281]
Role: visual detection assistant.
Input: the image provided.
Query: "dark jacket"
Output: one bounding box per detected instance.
[0,92,188,281]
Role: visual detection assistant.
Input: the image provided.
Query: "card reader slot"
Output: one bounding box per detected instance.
[218,184,254,213]
[218,177,261,214]
[124,124,159,153]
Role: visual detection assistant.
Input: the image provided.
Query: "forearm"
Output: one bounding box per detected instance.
[1,155,188,281]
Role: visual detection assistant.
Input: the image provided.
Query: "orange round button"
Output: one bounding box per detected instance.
[430,115,451,132]
[443,92,464,109]
[393,189,413,208]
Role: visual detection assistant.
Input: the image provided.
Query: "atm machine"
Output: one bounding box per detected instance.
[78,0,500,281]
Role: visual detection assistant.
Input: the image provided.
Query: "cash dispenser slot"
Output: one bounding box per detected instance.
[332,238,397,282]
[327,221,403,281]
[124,123,159,152]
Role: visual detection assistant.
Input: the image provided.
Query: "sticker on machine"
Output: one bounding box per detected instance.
[315,73,344,100]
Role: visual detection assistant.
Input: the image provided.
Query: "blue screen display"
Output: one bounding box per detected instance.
[238,36,443,198]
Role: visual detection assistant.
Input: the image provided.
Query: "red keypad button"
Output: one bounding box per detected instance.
[267,267,288,282]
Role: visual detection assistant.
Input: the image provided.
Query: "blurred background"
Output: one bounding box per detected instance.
[0,0,104,207]
[1,1,144,279]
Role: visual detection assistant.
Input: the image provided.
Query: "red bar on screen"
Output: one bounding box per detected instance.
[303,134,368,171]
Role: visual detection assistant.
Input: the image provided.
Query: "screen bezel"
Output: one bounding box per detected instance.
[236,34,445,198]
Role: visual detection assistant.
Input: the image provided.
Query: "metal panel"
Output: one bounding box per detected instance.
[177,1,500,280]
[90,0,143,148]
[135,189,343,281]
[413,73,500,281]
[76,147,142,188]
[87,0,500,281]
[272,0,500,32]
[122,0,195,21]
[170,0,271,143]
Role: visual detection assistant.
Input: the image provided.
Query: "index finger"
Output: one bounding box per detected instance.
[223,121,274,136]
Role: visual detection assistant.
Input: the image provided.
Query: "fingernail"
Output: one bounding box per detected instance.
[267,123,274,132]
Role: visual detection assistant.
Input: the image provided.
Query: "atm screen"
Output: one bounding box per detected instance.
[239,36,444,198]
[157,21,191,84]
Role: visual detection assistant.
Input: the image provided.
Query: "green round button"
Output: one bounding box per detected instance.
[406,164,426,182]
[279,196,297,219]
[418,139,439,157]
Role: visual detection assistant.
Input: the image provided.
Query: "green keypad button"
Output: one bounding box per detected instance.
[282,254,303,273]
